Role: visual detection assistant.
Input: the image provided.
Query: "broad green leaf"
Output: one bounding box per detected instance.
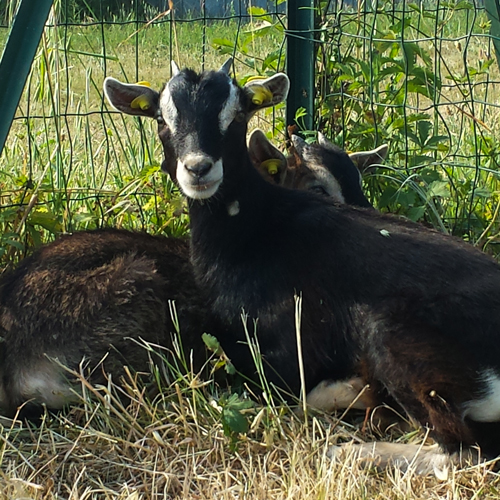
[407,205,426,221]
[2,238,24,250]
[406,130,422,147]
[225,361,236,375]
[378,185,398,208]
[417,121,432,143]
[223,407,248,434]
[248,6,268,16]
[425,135,449,148]
[473,187,491,198]
[202,333,223,355]
[408,155,434,166]
[28,210,63,233]
[427,180,450,199]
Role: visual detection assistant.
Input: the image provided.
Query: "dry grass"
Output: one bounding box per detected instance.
[2,5,500,499]
[1,363,500,500]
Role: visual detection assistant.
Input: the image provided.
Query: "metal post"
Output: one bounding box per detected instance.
[0,0,54,156]
[286,0,315,131]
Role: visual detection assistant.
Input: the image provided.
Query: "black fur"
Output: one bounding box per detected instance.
[161,67,500,457]
[0,112,376,418]
[291,137,372,207]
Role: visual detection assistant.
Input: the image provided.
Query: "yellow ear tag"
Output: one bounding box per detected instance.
[250,86,273,106]
[135,81,151,87]
[130,94,151,110]
[261,159,281,175]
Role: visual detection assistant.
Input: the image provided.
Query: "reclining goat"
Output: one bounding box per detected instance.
[105,60,500,474]
[249,128,387,207]
[0,109,381,419]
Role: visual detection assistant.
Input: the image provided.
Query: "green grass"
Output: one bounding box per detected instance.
[0,13,283,263]
[318,0,500,251]
[1,0,500,265]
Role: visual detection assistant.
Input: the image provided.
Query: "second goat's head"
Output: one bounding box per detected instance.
[104,59,289,199]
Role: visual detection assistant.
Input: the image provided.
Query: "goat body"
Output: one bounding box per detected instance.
[0,110,383,419]
[0,228,208,417]
[104,63,500,460]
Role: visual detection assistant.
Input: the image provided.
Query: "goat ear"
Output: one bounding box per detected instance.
[248,129,288,185]
[220,58,233,75]
[103,77,160,118]
[317,132,330,148]
[349,144,389,173]
[244,73,290,112]
[290,134,309,156]
[171,61,180,76]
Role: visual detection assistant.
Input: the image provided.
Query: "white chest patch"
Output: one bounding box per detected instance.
[227,200,240,216]
[463,369,500,422]
[159,84,178,133]
[219,82,239,133]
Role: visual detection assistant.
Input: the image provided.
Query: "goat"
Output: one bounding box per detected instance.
[104,60,500,474]
[0,122,384,420]
[0,229,211,418]
[248,128,387,207]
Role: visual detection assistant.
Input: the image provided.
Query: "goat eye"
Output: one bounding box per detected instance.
[157,116,165,126]
[234,111,246,123]
[310,185,328,196]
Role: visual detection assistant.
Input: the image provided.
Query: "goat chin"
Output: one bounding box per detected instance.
[327,441,484,480]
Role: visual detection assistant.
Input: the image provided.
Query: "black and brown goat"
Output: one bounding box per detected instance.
[105,60,500,474]
[0,229,210,418]
[248,128,387,208]
[0,116,382,419]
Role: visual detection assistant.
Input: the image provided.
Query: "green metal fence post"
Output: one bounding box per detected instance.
[286,0,315,131]
[0,0,54,156]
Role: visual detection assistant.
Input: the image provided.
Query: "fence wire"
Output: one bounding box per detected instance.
[0,0,286,261]
[317,0,500,248]
[0,0,500,264]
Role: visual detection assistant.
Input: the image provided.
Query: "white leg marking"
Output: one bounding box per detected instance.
[328,442,455,479]
[306,377,368,412]
[463,369,500,422]
[13,358,79,410]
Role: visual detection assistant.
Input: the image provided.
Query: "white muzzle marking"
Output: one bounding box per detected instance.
[176,155,223,200]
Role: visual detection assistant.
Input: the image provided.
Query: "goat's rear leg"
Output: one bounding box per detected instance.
[334,327,496,475]
[364,325,485,452]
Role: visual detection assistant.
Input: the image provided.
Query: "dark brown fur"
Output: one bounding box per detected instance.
[0,229,209,417]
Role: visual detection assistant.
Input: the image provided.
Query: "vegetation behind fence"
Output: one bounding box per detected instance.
[318,0,500,251]
[0,0,500,265]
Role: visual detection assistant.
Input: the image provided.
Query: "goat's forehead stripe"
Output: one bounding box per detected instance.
[159,84,178,133]
[219,81,239,133]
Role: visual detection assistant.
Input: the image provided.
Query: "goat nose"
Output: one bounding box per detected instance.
[185,160,213,177]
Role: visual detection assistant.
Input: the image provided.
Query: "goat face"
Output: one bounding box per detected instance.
[289,134,378,207]
[103,61,289,198]
[161,61,289,200]
[248,129,388,207]
[159,66,236,199]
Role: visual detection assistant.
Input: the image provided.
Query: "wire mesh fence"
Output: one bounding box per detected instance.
[0,0,500,264]
[0,0,287,262]
[317,0,500,250]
